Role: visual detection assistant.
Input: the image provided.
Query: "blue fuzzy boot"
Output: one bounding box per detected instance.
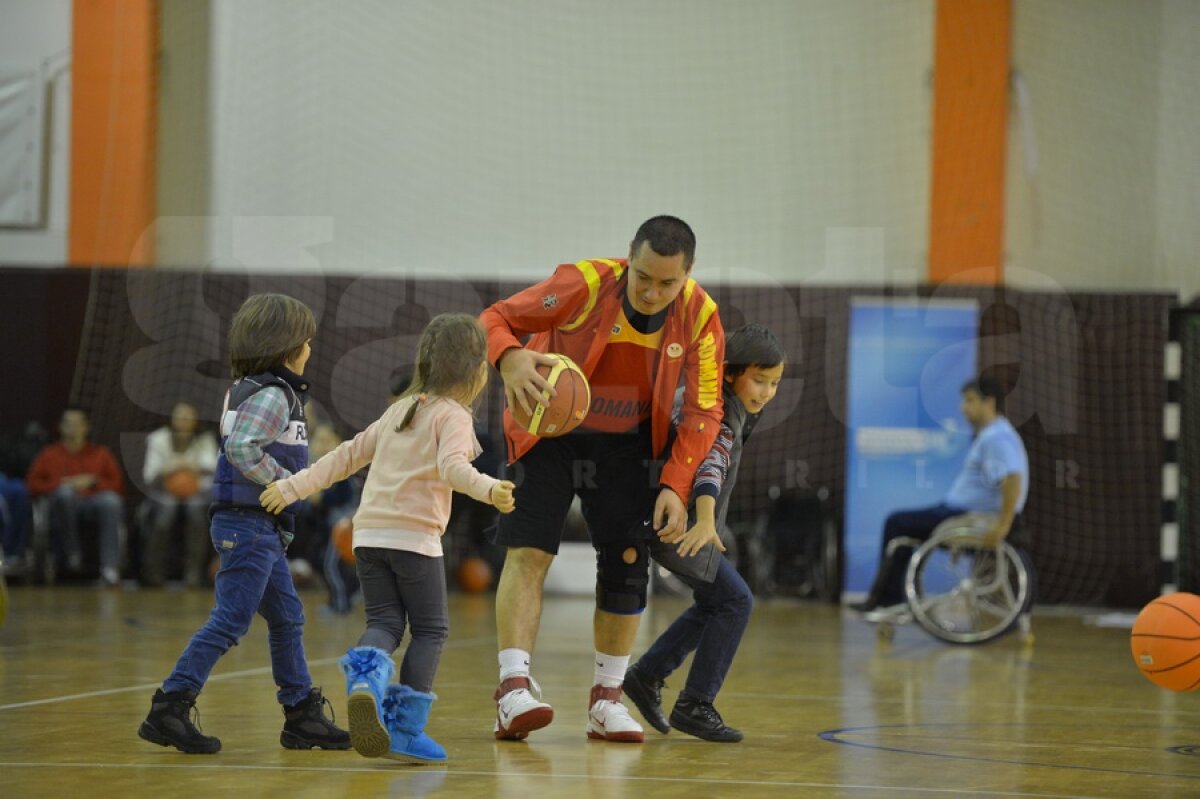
[339,646,396,757]
[381,684,447,763]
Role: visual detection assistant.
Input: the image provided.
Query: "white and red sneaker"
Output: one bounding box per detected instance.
[494,675,554,740]
[586,685,644,743]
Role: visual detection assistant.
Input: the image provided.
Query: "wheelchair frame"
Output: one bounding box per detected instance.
[875,514,1033,645]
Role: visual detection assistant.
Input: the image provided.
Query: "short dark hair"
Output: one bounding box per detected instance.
[962,375,1006,413]
[724,323,785,379]
[630,215,696,267]
[228,293,316,378]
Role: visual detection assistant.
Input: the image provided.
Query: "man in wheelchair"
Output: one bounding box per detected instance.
[852,376,1029,622]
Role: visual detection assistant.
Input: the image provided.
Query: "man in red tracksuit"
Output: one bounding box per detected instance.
[481,215,724,743]
[26,408,125,585]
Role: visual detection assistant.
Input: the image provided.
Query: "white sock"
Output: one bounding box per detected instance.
[594,651,629,689]
[499,648,532,682]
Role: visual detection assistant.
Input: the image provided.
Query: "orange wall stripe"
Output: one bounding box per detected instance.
[928,0,1012,285]
[69,0,157,267]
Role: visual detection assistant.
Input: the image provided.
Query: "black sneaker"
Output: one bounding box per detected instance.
[622,664,669,734]
[138,689,222,754]
[281,687,352,750]
[669,697,743,742]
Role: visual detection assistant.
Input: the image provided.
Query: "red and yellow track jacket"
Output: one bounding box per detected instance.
[481,257,724,505]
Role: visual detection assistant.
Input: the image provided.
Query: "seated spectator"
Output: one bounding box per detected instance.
[141,402,219,587]
[0,422,47,572]
[0,478,31,572]
[290,423,361,608]
[26,408,125,585]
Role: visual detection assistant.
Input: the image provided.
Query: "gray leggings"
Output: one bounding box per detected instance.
[355,547,448,693]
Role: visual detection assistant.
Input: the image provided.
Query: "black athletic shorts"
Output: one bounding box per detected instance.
[490,424,660,555]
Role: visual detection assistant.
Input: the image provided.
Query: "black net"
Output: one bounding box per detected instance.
[66,270,1173,606]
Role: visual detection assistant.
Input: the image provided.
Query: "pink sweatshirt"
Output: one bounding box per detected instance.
[276,395,499,558]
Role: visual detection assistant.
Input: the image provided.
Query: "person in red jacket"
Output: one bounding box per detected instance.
[481,215,724,743]
[26,408,125,585]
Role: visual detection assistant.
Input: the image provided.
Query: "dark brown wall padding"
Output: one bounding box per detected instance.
[0,267,1174,607]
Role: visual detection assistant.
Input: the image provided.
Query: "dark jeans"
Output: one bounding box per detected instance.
[355,547,449,694]
[163,509,312,706]
[141,495,210,587]
[636,555,753,704]
[0,477,31,558]
[867,503,965,606]
[48,486,123,570]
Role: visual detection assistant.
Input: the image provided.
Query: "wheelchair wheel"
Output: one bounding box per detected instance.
[904,525,1030,645]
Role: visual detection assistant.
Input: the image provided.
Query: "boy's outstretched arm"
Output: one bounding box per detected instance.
[659,421,734,556]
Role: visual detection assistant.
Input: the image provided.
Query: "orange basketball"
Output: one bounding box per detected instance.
[163,468,200,499]
[331,518,355,564]
[1130,592,1200,691]
[457,557,493,593]
[509,353,590,438]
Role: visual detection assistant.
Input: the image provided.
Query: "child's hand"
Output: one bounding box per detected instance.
[491,480,516,514]
[671,519,726,558]
[259,482,288,515]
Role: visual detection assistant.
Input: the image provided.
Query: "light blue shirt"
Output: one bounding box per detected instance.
[944,417,1029,514]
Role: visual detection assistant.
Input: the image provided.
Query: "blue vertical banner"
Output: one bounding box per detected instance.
[843,298,979,596]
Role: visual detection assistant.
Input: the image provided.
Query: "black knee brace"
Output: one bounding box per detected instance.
[595,540,650,614]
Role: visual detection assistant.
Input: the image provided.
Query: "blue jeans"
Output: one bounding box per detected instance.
[637,555,753,704]
[0,477,31,558]
[163,509,312,706]
[48,486,123,569]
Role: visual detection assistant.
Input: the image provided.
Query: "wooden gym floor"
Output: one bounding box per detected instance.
[1,584,1198,798]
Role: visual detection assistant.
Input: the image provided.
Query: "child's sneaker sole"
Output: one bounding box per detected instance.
[347,692,390,757]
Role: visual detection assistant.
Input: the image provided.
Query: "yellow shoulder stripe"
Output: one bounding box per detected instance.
[691,294,717,343]
[596,258,625,279]
[559,260,602,332]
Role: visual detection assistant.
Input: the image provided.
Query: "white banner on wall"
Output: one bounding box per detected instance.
[0,71,44,228]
